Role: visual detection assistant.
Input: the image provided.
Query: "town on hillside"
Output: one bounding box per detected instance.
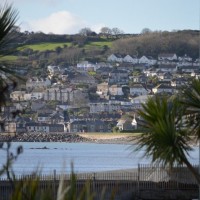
[1,53,200,135]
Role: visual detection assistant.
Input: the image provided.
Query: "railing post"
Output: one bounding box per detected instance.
[93,172,95,193]
[137,163,140,198]
[53,169,56,200]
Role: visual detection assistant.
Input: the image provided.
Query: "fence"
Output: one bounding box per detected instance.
[0,164,199,200]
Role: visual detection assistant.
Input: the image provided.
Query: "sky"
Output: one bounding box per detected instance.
[5,0,200,35]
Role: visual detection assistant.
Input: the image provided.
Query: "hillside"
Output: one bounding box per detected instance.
[0,30,199,70]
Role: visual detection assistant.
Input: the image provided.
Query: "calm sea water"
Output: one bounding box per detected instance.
[0,142,199,175]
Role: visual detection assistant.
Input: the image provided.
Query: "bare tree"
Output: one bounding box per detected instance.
[100,27,112,38]
[112,27,124,38]
[141,28,152,34]
[79,27,92,36]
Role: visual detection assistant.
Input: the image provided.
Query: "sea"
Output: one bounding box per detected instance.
[0,142,199,175]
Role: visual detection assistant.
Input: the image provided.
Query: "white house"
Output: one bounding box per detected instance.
[107,54,123,63]
[123,55,138,64]
[158,65,177,73]
[26,77,51,90]
[131,95,152,109]
[139,56,157,65]
[178,54,192,62]
[130,84,148,96]
[77,61,96,71]
[158,53,177,61]
[152,84,174,94]
[47,65,60,76]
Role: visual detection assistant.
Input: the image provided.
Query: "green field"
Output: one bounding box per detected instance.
[85,41,112,50]
[18,41,113,52]
[0,55,20,61]
[18,42,72,52]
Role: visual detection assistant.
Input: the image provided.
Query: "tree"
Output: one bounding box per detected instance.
[135,95,200,184]
[0,3,19,108]
[79,27,92,36]
[100,27,112,38]
[181,79,200,140]
[112,27,124,38]
[141,28,152,34]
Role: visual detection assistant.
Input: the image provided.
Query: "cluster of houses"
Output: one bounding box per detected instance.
[1,53,200,135]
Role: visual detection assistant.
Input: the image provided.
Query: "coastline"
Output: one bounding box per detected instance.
[0,132,137,145]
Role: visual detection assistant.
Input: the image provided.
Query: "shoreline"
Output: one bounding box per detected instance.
[0,132,136,145]
[0,132,198,146]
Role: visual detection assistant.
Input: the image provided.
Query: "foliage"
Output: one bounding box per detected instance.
[135,95,200,183]
[112,30,199,58]
[112,126,119,133]
[181,78,200,140]
[0,3,21,109]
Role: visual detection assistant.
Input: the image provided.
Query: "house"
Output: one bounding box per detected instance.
[193,58,200,66]
[108,69,129,85]
[89,102,121,113]
[116,117,137,131]
[116,63,134,72]
[15,116,32,133]
[152,84,174,94]
[37,113,51,123]
[158,53,177,61]
[171,77,188,88]
[179,66,199,73]
[139,56,157,66]
[158,65,177,73]
[131,95,152,109]
[178,54,192,62]
[26,77,51,91]
[26,122,64,133]
[30,88,44,100]
[68,119,110,132]
[157,72,173,82]
[123,55,138,64]
[44,87,89,105]
[96,82,109,99]
[50,112,65,124]
[4,122,16,134]
[70,73,97,86]
[49,124,64,132]
[77,61,95,71]
[143,68,157,77]
[96,67,113,79]
[10,91,26,101]
[109,85,124,96]
[130,74,147,83]
[47,65,60,76]
[44,87,72,102]
[129,84,148,96]
[107,54,123,63]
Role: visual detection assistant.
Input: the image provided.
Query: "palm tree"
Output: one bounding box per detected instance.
[181,79,200,140]
[135,95,200,184]
[0,3,19,108]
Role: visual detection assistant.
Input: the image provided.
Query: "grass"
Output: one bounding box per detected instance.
[18,42,72,52]
[0,55,19,61]
[84,41,113,50]
[18,41,113,52]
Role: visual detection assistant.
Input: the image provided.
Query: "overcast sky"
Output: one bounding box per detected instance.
[6,0,200,34]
